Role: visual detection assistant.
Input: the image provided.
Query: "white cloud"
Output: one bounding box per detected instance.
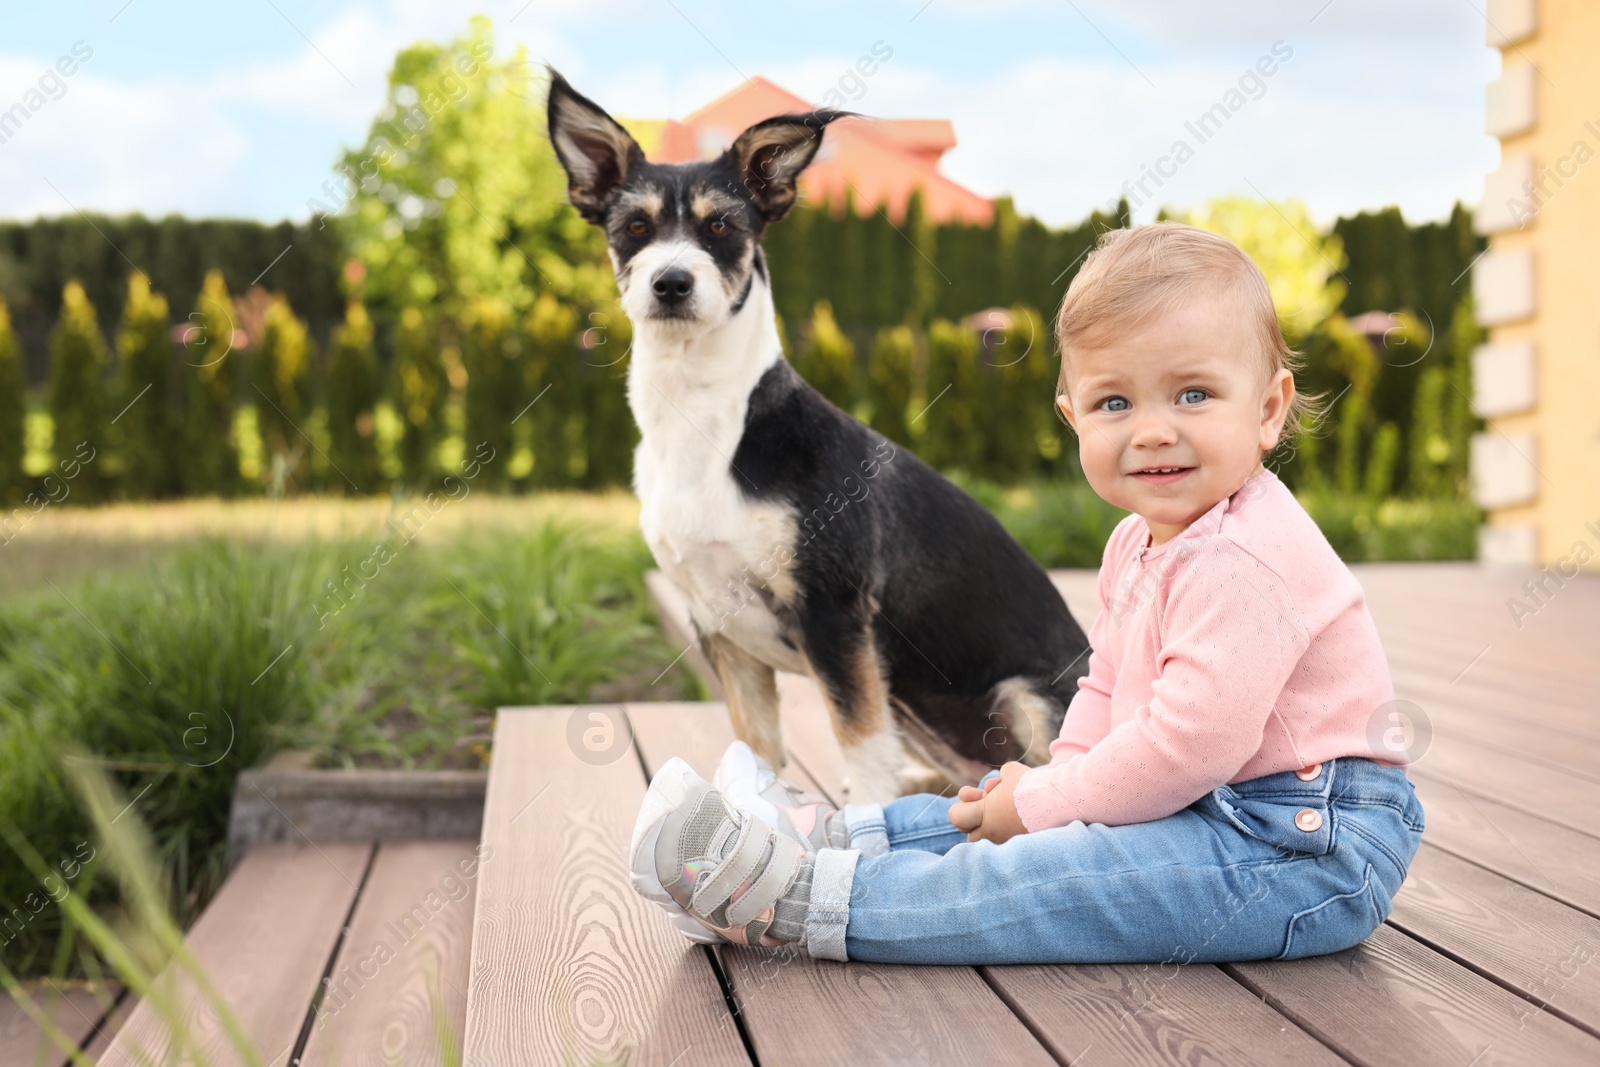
[0,61,247,219]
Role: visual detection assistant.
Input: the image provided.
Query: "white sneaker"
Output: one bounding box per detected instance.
[630,756,807,946]
[714,741,845,855]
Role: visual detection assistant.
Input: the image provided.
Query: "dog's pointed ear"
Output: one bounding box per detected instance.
[545,68,645,224]
[729,109,855,222]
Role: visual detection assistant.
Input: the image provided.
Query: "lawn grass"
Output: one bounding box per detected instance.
[0,493,698,980]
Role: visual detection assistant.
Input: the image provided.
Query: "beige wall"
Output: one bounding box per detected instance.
[1473,0,1600,573]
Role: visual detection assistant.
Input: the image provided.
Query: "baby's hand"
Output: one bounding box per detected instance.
[949,763,1030,845]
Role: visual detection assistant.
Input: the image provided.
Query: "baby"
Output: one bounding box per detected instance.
[629,221,1426,965]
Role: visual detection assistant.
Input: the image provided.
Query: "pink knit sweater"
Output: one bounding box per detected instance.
[1011,467,1406,832]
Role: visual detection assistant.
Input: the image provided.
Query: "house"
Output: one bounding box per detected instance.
[1471,0,1600,571]
[618,76,994,226]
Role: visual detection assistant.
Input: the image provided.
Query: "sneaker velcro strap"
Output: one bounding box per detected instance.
[691,816,771,916]
[725,834,799,929]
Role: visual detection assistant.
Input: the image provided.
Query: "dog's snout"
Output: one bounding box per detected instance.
[652,266,695,306]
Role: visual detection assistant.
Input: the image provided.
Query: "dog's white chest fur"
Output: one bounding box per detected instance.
[628,290,806,676]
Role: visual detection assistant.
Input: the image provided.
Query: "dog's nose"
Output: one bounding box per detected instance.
[652,266,695,306]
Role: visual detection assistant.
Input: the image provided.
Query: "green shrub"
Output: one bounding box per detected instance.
[252,294,315,495]
[180,271,240,497]
[522,292,577,488]
[46,280,111,503]
[945,471,1127,569]
[115,273,179,499]
[392,306,447,487]
[324,300,382,494]
[794,301,858,413]
[1298,488,1479,562]
[867,323,916,446]
[461,296,519,490]
[0,297,24,502]
[920,317,980,471]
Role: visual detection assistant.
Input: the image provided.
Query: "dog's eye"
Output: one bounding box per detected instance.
[626,218,650,236]
[707,218,728,235]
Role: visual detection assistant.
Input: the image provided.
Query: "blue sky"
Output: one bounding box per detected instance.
[0,1,1498,228]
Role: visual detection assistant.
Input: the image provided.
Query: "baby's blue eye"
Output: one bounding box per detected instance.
[1180,388,1208,404]
[1102,397,1129,412]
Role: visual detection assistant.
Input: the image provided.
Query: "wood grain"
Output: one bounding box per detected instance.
[1409,775,1600,916]
[984,961,1347,1067]
[1407,734,1600,839]
[627,700,1058,1066]
[1228,924,1600,1066]
[461,706,748,1067]
[0,983,120,1067]
[1388,844,1600,1035]
[301,840,480,1067]
[96,840,371,1067]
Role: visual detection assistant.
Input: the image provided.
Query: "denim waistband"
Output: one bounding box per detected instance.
[1225,756,1411,805]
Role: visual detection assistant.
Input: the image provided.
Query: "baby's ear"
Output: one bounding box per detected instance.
[1054,394,1076,426]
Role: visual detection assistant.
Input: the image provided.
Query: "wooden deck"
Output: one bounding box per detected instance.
[4,562,1598,1065]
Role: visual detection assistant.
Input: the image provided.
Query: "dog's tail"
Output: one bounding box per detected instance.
[887,671,1077,790]
[983,676,1070,767]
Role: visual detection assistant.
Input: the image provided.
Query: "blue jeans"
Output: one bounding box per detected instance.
[804,756,1425,964]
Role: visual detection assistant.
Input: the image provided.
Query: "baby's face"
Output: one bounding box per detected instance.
[1056,292,1292,545]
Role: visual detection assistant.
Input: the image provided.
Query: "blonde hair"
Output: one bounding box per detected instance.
[1052,221,1325,449]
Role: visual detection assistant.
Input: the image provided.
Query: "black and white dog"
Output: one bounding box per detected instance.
[546,71,1091,803]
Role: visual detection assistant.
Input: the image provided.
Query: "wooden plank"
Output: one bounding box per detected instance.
[301,840,480,1067]
[1388,845,1600,1037]
[1391,666,1600,744]
[1228,924,1600,1066]
[78,990,135,1067]
[626,701,1058,1066]
[1408,699,1600,782]
[1409,734,1600,839]
[1410,776,1600,917]
[461,706,748,1067]
[96,840,371,1067]
[983,962,1348,1067]
[1,984,119,1067]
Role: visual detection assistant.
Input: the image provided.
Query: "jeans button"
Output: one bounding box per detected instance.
[1295,763,1323,781]
[1295,808,1324,832]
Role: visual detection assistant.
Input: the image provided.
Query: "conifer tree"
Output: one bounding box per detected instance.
[115,272,178,499]
[461,295,518,490]
[253,294,314,493]
[181,270,241,496]
[867,324,916,447]
[47,280,111,502]
[392,306,446,487]
[1442,297,1482,499]
[1364,421,1400,505]
[794,301,858,413]
[920,317,979,471]
[0,297,25,501]
[523,291,577,488]
[581,303,635,488]
[324,300,382,494]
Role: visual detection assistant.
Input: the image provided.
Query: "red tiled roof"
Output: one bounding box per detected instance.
[619,76,993,226]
